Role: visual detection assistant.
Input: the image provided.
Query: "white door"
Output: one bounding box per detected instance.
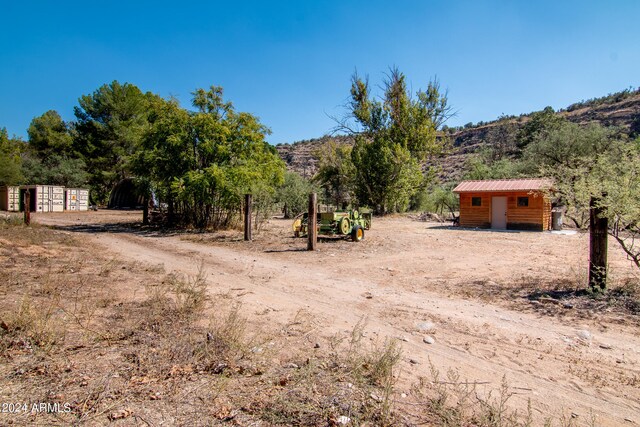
[491,197,507,229]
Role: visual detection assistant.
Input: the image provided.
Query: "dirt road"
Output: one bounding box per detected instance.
[35,211,640,425]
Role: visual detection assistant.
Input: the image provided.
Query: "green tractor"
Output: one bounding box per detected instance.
[292,209,372,242]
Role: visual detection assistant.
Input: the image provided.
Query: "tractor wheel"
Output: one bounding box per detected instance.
[351,225,364,242]
[339,217,351,235]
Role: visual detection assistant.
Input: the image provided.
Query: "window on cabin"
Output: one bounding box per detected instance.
[471,197,482,207]
[517,196,529,207]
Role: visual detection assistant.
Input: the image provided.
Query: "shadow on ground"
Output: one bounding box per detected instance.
[49,222,192,238]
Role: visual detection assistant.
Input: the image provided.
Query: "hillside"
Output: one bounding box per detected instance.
[275,134,353,179]
[276,89,640,182]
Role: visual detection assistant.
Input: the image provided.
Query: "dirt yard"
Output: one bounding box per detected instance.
[4,210,640,425]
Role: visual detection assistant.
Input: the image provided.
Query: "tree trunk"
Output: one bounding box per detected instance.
[244,194,252,241]
[142,194,149,225]
[168,199,175,226]
[589,195,608,291]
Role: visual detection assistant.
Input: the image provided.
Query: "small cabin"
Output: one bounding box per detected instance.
[453,179,553,231]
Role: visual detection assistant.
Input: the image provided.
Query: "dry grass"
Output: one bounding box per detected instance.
[0,221,410,425]
[255,318,405,426]
[407,361,600,427]
[0,219,619,426]
[1,294,65,355]
[409,361,533,426]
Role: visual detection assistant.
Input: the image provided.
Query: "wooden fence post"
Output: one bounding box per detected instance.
[244,194,252,241]
[307,192,317,251]
[23,190,31,226]
[588,195,608,291]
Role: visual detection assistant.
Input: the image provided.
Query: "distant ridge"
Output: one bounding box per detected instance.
[276,88,640,181]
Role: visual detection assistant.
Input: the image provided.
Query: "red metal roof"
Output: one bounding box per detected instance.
[452,178,553,193]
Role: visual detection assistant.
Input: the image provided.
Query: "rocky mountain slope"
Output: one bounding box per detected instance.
[276,90,640,182]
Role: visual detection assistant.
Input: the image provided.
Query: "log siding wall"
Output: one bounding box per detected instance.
[458,191,551,231]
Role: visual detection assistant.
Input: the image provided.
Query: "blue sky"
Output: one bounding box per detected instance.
[1,1,638,144]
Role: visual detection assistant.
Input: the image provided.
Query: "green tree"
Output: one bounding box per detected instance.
[429,184,459,218]
[314,140,355,208]
[524,121,627,290]
[74,81,154,204]
[462,148,536,181]
[486,119,519,160]
[340,68,450,213]
[516,106,565,151]
[24,111,88,187]
[351,135,422,213]
[276,172,316,218]
[0,128,24,185]
[597,140,640,270]
[134,86,285,229]
[21,155,89,188]
[27,110,74,157]
[524,122,619,228]
[132,96,191,222]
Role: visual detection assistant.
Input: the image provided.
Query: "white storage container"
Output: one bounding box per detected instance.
[0,186,20,211]
[20,185,65,213]
[65,188,89,211]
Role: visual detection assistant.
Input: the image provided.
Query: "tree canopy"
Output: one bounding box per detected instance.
[23,111,89,188]
[74,81,155,204]
[27,110,74,157]
[133,86,285,228]
[276,171,317,219]
[523,121,623,229]
[321,68,451,214]
[0,128,24,186]
[314,140,354,208]
[1,81,285,230]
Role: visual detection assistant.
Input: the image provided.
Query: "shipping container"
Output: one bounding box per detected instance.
[0,186,21,212]
[19,185,65,213]
[64,188,90,211]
